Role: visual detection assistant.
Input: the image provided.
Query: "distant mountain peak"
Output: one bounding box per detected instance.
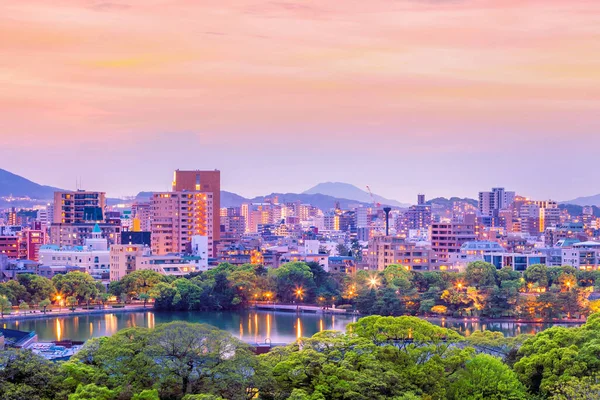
[302,182,409,207]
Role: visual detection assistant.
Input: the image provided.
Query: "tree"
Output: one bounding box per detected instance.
[514,314,600,396]
[139,293,150,308]
[18,301,30,314]
[132,390,160,400]
[270,262,316,303]
[383,264,413,290]
[0,295,12,317]
[53,272,99,304]
[67,296,78,311]
[431,305,448,315]
[148,322,256,398]
[524,264,549,289]
[38,298,51,314]
[350,239,363,261]
[449,354,528,400]
[0,280,29,304]
[466,261,497,288]
[120,270,164,298]
[335,242,350,256]
[548,375,600,400]
[0,349,65,400]
[67,327,158,398]
[68,383,116,400]
[16,274,55,305]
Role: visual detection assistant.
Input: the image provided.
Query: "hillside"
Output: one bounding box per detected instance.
[0,168,62,199]
[561,194,600,207]
[427,197,478,207]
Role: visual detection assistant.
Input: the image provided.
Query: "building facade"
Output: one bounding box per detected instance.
[150,192,214,256]
[171,170,221,244]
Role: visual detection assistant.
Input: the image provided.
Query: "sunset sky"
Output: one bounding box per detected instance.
[1,0,599,202]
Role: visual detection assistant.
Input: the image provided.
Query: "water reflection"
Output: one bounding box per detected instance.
[55,319,62,342]
[147,312,155,329]
[3,311,578,344]
[296,317,302,339]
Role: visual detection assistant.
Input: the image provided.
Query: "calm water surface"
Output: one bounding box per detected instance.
[2,310,580,343]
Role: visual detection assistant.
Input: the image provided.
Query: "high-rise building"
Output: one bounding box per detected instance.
[151,192,214,256]
[7,208,17,226]
[171,170,220,244]
[404,204,432,230]
[131,202,152,232]
[53,190,106,224]
[478,187,515,217]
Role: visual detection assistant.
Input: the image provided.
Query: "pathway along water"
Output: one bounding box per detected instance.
[2,310,581,343]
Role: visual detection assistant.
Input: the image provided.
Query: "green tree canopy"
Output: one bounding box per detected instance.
[53,272,99,304]
[449,354,528,400]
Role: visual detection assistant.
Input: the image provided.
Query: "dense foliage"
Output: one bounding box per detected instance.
[5,315,600,399]
[0,261,596,321]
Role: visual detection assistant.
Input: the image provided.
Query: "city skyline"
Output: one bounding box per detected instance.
[2,0,599,201]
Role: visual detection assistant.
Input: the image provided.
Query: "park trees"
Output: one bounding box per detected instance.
[0,280,29,304]
[120,270,164,299]
[448,354,528,400]
[514,313,600,397]
[0,349,65,400]
[0,295,12,317]
[524,264,549,291]
[270,262,316,303]
[53,272,99,305]
[148,322,256,399]
[466,261,498,288]
[38,298,51,314]
[16,274,56,305]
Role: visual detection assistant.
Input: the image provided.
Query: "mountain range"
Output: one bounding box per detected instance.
[561,194,600,207]
[2,167,598,210]
[0,168,404,210]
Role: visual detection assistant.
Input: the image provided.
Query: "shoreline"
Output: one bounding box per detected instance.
[421,315,587,325]
[0,306,588,326]
[0,305,149,322]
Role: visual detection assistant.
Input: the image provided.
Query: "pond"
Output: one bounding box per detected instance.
[2,310,580,343]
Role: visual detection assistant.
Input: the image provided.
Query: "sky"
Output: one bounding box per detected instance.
[1,0,599,202]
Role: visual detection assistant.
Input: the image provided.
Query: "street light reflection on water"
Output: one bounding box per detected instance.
[4,310,576,345]
[6,311,565,344]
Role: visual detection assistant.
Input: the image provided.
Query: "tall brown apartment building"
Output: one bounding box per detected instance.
[171,170,221,253]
